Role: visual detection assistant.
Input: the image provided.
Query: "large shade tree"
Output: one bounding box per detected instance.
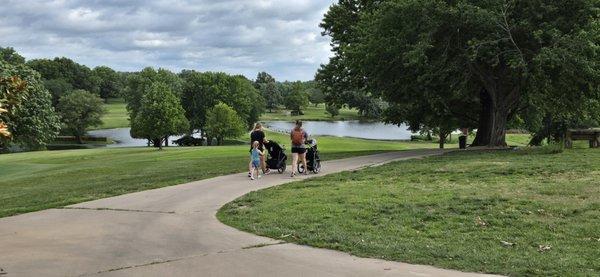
[205,102,246,145]
[124,67,182,120]
[318,0,600,147]
[180,71,263,135]
[259,82,282,113]
[130,82,189,149]
[284,81,309,115]
[57,90,106,144]
[254,71,281,113]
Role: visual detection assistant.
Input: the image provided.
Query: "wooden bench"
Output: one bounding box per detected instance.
[565,129,600,148]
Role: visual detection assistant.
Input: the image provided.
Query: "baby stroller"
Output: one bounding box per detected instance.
[265,141,287,174]
[298,139,321,174]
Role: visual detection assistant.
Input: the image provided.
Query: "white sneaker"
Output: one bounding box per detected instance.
[258,175,262,179]
[250,176,255,180]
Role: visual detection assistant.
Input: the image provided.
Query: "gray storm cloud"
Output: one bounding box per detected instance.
[0,0,334,81]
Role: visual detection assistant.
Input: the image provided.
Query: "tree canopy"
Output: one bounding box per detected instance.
[130,82,189,149]
[27,57,99,95]
[0,47,26,66]
[124,67,182,121]
[0,58,60,150]
[57,90,105,144]
[284,81,309,115]
[318,0,600,146]
[254,71,276,88]
[93,66,123,101]
[180,71,263,135]
[1,49,62,150]
[205,102,246,145]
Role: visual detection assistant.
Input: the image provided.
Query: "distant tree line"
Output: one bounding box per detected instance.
[317,0,600,147]
[0,47,339,151]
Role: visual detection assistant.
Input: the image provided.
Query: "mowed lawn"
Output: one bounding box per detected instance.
[218,148,600,276]
[0,134,448,218]
[95,100,362,130]
[261,104,362,121]
[93,98,129,130]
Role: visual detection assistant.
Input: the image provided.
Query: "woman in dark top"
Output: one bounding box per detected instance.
[248,123,270,177]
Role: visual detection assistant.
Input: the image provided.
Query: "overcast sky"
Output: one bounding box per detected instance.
[0,0,335,81]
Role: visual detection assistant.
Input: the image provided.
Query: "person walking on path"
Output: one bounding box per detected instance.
[248,123,270,177]
[249,141,263,180]
[290,120,308,177]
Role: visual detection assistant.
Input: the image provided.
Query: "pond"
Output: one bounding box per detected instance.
[265,121,413,140]
[88,121,414,148]
[88,128,192,148]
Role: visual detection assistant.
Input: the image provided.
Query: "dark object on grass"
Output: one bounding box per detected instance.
[298,139,321,174]
[459,136,467,149]
[173,135,205,146]
[264,140,287,173]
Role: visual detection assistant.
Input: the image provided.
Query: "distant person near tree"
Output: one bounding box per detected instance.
[290,120,308,177]
[248,123,270,177]
[459,127,469,149]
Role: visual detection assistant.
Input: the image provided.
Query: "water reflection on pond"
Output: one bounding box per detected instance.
[264,121,413,140]
[89,121,414,148]
[88,128,185,148]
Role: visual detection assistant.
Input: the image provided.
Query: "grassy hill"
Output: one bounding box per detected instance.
[219,147,600,276]
[0,133,450,218]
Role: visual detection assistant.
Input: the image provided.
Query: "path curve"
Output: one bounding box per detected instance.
[0,149,499,277]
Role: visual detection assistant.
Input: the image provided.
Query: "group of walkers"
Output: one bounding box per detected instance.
[248,120,309,180]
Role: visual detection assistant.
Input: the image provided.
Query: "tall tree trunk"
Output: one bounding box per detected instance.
[472,87,514,147]
[439,132,446,149]
[164,136,169,147]
[472,88,493,146]
[76,134,83,144]
[152,138,162,148]
[487,86,516,147]
[489,103,509,147]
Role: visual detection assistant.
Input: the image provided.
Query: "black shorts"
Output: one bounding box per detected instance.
[291,147,306,154]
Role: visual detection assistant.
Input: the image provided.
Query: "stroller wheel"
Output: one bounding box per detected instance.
[312,161,321,174]
[297,164,305,174]
[278,163,286,174]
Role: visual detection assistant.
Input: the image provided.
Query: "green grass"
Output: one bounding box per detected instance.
[218,147,600,276]
[93,98,129,130]
[260,104,362,121]
[92,101,362,131]
[0,132,450,218]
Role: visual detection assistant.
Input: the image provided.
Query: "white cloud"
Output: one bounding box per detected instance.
[0,0,335,81]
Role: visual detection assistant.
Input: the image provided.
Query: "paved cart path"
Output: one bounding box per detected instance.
[0,149,499,277]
